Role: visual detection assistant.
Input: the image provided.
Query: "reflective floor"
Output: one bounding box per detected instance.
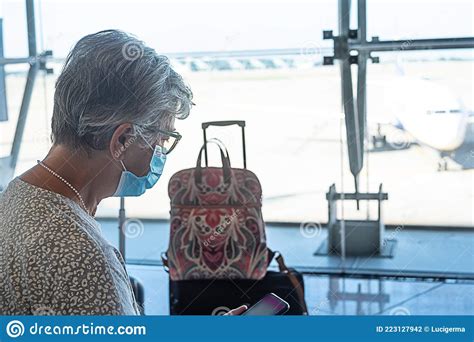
[114,219,474,316]
[101,219,474,279]
[127,265,474,315]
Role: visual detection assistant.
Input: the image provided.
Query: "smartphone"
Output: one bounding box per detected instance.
[242,293,290,316]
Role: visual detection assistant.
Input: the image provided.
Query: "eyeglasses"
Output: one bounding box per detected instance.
[156,129,182,155]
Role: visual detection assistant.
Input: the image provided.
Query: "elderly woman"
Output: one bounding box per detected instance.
[0,30,245,316]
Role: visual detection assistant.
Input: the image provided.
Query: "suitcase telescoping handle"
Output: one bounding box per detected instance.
[201,120,247,169]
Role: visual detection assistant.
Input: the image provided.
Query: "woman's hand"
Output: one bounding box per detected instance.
[224,305,248,316]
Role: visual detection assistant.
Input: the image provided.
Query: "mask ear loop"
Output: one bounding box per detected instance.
[139,131,158,153]
[145,140,156,153]
[118,129,134,172]
[144,136,166,155]
[120,160,127,171]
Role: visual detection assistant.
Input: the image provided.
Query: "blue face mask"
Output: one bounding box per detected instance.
[112,145,167,197]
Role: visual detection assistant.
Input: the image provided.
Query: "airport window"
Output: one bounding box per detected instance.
[1,0,471,229]
[0,0,473,322]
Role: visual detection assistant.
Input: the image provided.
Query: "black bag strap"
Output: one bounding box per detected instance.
[267,248,308,315]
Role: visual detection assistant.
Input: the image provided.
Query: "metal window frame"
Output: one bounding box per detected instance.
[323,0,474,198]
[0,0,52,191]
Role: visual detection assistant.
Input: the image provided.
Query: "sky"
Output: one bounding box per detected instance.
[1,0,473,58]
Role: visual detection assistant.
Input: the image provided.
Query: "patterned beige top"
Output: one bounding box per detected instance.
[0,177,140,315]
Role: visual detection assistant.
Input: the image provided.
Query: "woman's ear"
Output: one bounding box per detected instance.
[110,123,134,161]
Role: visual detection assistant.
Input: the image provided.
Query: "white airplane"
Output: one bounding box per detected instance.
[170,51,471,171]
[367,76,470,170]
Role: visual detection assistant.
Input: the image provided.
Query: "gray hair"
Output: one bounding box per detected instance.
[51,29,193,152]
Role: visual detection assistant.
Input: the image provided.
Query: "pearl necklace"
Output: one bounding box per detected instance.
[37,160,90,216]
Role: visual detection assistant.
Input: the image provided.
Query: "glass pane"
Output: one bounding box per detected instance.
[367,0,474,40]
[1,0,472,227]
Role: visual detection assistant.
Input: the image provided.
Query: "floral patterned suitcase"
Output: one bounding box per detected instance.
[166,121,268,280]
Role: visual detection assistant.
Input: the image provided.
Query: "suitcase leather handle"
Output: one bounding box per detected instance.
[195,141,232,185]
[207,138,231,166]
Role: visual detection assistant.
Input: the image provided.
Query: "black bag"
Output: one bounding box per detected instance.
[165,250,308,315]
[164,121,308,315]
